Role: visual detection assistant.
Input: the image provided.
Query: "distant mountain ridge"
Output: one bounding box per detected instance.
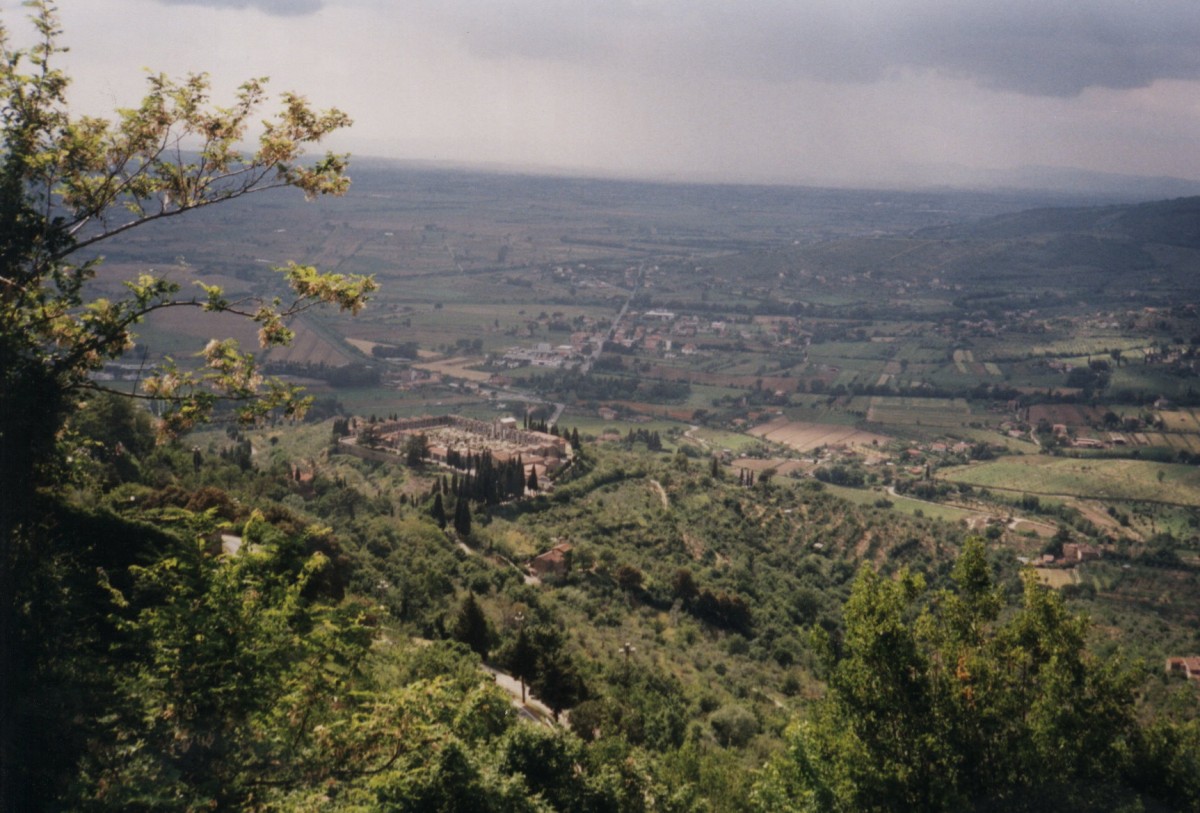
[349,155,1200,203]
[910,164,1200,200]
[917,195,1200,249]
[698,192,1200,307]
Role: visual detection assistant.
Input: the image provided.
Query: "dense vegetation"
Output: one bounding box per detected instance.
[4,6,1200,810]
[9,403,1200,810]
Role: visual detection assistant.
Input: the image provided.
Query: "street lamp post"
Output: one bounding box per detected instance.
[515,612,527,703]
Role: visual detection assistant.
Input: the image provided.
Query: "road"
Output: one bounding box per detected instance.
[580,262,643,375]
[482,665,560,726]
[438,263,642,426]
[649,479,669,509]
[683,425,709,450]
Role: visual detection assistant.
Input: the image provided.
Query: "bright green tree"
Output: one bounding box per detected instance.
[0,4,371,806]
[754,539,1158,812]
[73,515,379,809]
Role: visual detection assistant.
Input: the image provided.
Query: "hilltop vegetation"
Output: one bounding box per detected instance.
[5,7,1200,808]
[9,396,1197,810]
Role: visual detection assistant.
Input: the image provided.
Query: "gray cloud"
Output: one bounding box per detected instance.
[421,0,1200,97]
[156,0,322,16]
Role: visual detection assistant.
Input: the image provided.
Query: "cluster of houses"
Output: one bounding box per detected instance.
[499,342,584,370]
[494,306,824,372]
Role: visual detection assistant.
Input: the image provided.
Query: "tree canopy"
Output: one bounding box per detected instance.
[752,539,1194,812]
[0,4,372,806]
[0,1,373,502]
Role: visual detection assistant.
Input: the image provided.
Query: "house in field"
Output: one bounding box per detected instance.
[1166,656,1200,680]
[529,542,573,579]
[1061,542,1101,563]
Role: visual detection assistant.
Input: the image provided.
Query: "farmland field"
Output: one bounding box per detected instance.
[139,309,355,368]
[937,456,1200,506]
[865,396,975,428]
[1033,568,1078,589]
[688,426,770,453]
[267,320,356,367]
[1158,409,1200,433]
[748,417,890,452]
[731,457,806,477]
[1026,404,1106,426]
[412,356,493,382]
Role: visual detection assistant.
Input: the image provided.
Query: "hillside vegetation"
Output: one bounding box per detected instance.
[5,9,1200,804]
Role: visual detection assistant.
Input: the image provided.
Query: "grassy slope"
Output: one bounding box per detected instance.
[938,455,1200,506]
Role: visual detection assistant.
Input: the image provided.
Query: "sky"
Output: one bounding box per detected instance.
[7,0,1200,188]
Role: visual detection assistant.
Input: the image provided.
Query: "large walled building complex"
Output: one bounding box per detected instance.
[343,415,571,479]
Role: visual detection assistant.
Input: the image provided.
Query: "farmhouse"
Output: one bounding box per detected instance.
[1061,543,1101,563]
[529,542,573,579]
[1166,657,1200,680]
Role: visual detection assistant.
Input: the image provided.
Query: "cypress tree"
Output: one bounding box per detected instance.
[454,498,472,537]
[431,493,447,529]
[449,593,492,659]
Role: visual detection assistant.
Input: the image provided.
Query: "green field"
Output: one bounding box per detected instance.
[689,426,769,453]
[938,456,1200,506]
[864,396,973,428]
[822,483,979,523]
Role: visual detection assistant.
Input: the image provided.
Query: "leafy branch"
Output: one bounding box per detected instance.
[0,1,373,444]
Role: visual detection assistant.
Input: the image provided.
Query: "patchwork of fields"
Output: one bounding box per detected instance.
[1027,405,1200,453]
[141,309,354,367]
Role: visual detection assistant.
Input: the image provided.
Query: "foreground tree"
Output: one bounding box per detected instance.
[0,4,372,806]
[0,3,370,498]
[752,539,1197,812]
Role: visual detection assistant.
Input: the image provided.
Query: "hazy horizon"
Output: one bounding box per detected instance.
[8,0,1200,191]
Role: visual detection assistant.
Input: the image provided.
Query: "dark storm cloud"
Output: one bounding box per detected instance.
[428,0,1200,97]
[157,0,322,16]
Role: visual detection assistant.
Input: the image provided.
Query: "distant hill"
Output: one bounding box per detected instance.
[887,162,1200,201]
[917,196,1200,249]
[902,195,1200,300]
[698,194,1200,309]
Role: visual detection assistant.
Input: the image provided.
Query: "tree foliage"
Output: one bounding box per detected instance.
[0,0,372,503]
[753,539,1193,812]
[0,5,371,807]
[73,513,382,809]
[450,592,494,659]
